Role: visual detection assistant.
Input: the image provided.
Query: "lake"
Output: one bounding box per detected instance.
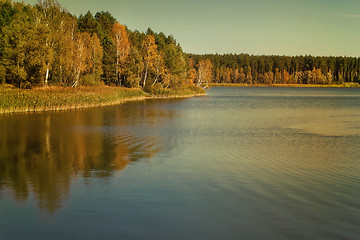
[0,87,360,240]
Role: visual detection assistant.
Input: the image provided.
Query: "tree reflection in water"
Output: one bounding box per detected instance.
[0,101,176,213]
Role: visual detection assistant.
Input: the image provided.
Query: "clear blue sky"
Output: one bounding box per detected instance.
[19,0,360,56]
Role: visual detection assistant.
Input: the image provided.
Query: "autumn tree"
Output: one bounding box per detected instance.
[187,58,197,84]
[141,34,158,89]
[263,72,274,84]
[283,69,290,84]
[111,21,130,86]
[196,59,212,88]
[123,47,143,87]
[225,68,231,83]
[326,69,333,84]
[245,66,253,84]
[233,68,240,83]
[34,0,68,86]
[72,32,90,87]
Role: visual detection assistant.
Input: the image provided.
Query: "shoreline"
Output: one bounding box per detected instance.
[209,83,360,88]
[0,86,206,114]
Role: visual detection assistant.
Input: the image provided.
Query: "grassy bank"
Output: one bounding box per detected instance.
[0,85,206,114]
[209,83,360,88]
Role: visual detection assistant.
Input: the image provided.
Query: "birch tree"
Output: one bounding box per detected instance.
[88,34,103,83]
[111,22,130,86]
[72,32,90,87]
[35,0,66,86]
[141,34,158,88]
[197,59,212,88]
[151,53,166,87]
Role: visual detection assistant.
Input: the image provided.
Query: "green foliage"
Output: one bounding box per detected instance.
[1,10,31,88]
[128,30,145,49]
[101,35,116,84]
[0,0,18,29]
[95,11,115,39]
[78,11,98,35]
[163,41,186,76]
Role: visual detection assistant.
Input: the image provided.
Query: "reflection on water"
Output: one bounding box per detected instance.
[0,88,360,240]
[0,101,175,213]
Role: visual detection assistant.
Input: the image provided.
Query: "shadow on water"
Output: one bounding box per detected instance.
[0,100,177,213]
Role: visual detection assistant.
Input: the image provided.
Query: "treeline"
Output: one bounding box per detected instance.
[2,1,359,90]
[0,0,204,92]
[188,54,360,85]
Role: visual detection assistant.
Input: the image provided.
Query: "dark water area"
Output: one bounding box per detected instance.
[0,87,360,240]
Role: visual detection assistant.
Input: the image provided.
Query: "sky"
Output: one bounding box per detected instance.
[18,0,360,57]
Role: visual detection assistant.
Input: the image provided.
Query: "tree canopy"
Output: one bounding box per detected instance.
[0,0,192,91]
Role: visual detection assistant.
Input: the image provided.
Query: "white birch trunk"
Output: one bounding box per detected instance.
[143,64,149,87]
[45,68,49,87]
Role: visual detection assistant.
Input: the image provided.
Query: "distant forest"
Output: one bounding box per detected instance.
[1,0,360,90]
[187,54,360,85]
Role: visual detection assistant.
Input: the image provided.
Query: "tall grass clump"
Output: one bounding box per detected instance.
[149,84,206,97]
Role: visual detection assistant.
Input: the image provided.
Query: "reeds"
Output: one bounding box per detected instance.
[0,85,207,114]
[149,85,206,97]
[0,86,146,114]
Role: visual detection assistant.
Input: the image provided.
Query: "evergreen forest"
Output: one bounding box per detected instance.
[188,54,360,86]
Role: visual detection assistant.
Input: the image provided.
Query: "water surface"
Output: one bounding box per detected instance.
[1,87,360,240]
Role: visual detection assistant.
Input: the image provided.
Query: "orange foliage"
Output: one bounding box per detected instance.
[112,22,131,84]
[197,59,212,87]
[142,34,159,87]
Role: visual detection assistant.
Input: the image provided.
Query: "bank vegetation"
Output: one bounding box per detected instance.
[0,84,205,113]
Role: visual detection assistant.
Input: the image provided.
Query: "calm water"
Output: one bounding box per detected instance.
[1,87,360,240]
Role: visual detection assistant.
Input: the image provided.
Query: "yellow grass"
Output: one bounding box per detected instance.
[0,85,146,114]
[0,85,206,114]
